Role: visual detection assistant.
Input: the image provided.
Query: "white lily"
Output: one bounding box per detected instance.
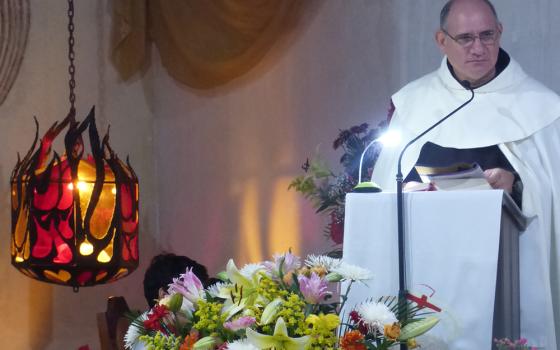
[193,336,218,350]
[246,317,310,350]
[260,298,283,325]
[158,293,183,312]
[219,259,262,319]
[227,338,259,350]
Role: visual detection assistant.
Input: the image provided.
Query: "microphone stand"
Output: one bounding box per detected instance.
[396,83,474,350]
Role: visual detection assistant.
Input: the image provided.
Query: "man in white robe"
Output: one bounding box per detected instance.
[372,0,560,348]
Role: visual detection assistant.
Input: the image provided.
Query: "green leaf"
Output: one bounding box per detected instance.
[398,316,440,340]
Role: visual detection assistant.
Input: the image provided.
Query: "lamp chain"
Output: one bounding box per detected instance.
[67,0,76,114]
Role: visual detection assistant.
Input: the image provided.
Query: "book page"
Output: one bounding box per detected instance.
[415,162,491,191]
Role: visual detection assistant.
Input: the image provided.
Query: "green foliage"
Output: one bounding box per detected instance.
[139,332,182,350]
[289,122,387,244]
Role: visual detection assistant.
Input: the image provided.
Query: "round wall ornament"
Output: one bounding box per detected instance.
[0,0,31,105]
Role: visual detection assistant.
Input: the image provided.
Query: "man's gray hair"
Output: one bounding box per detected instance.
[440,0,499,29]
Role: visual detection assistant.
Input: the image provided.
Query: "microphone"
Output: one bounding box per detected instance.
[395,80,474,349]
[397,80,474,175]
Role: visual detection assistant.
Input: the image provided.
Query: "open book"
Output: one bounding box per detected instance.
[414,162,492,191]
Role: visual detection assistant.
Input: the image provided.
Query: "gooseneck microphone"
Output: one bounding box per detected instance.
[396,80,474,350]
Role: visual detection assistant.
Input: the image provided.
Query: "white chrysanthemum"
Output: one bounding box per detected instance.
[332,261,373,281]
[305,254,342,271]
[124,312,148,350]
[240,263,265,278]
[227,338,259,350]
[207,281,229,298]
[355,301,397,334]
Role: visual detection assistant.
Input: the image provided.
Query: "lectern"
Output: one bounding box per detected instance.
[342,190,527,350]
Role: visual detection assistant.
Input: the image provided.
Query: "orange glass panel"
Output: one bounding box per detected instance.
[95,271,108,281]
[24,236,30,260]
[77,158,115,182]
[44,269,71,283]
[76,160,116,240]
[13,204,28,247]
[97,242,114,263]
[88,183,116,240]
[108,268,128,282]
[77,181,93,222]
[11,183,19,210]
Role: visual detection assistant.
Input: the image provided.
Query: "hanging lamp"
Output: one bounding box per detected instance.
[10,0,139,291]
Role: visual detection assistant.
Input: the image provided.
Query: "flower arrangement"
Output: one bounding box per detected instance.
[289,121,387,246]
[125,252,441,350]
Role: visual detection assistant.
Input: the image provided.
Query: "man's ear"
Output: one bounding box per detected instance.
[435,30,447,53]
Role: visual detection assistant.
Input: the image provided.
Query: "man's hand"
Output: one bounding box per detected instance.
[483,168,515,193]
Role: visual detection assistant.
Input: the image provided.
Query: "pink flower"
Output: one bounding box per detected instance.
[167,267,205,306]
[264,252,301,278]
[223,316,256,331]
[297,272,328,304]
[493,337,537,350]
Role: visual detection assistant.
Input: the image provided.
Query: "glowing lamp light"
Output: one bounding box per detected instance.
[353,128,403,193]
[10,108,139,291]
[79,241,94,256]
[377,129,402,147]
[357,129,402,183]
[98,250,112,263]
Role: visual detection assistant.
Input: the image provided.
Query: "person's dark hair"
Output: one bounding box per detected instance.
[143,253,209,307]
[440,0,499,30]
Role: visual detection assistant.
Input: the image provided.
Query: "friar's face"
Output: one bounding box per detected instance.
[435,0,502,87]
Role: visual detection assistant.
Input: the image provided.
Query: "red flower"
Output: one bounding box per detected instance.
[143,304,169,333]
[329,212,344,245]
[349,310,360,323]
[348,311,368,334]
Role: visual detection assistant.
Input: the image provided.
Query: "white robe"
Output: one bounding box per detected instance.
[372,55,560,349]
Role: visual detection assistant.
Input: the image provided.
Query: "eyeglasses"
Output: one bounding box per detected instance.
[441,28,500,47]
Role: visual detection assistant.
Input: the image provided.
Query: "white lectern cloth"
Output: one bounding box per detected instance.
[343,190,503,350]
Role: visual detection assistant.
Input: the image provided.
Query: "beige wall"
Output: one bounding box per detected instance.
[151,0,399,274]
[0,0,559,349]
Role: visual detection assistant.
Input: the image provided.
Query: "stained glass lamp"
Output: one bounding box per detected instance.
[10,108,139,291]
